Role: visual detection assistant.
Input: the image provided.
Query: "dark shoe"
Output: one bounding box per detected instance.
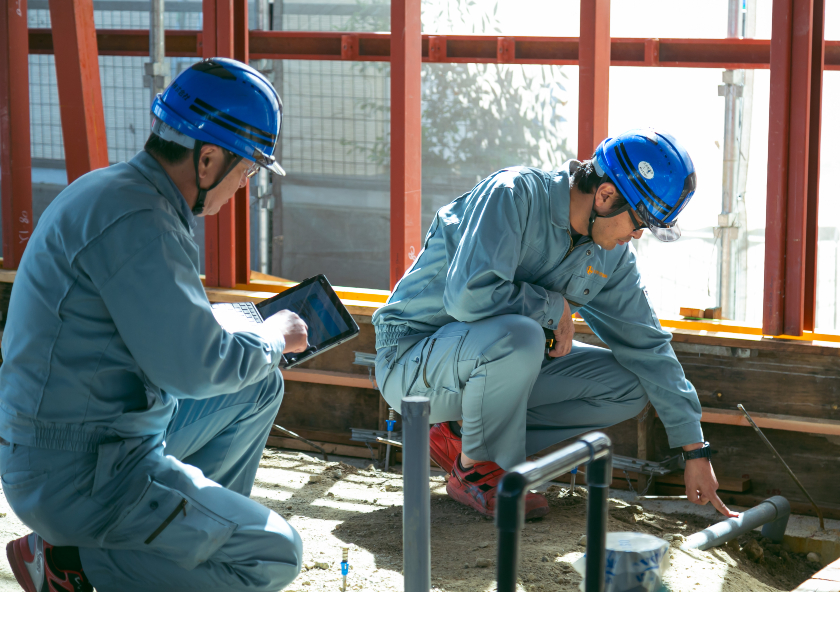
[446,458,550,520]
[6,533,93,592]
[429,422,462,472]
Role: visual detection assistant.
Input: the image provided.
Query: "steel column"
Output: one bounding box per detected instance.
[0,0,33,268]
[49,0,109,184]
[577,0,610,161]
[390,0,422,290]
[764,0,821,336]
[804,0,825,331]
[202,0,250,288]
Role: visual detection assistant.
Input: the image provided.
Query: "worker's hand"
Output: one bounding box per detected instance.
[548,298,574,358]
[265,309,309,353]
[683,453,738,518]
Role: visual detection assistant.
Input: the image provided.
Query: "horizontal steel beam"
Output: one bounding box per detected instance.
[25,28,840,70]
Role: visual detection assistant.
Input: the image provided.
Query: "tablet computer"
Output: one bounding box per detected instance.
[211,274,360,369]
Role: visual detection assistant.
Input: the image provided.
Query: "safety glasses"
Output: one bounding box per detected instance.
[243,161,260,180]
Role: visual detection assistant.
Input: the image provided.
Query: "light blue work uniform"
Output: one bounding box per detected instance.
[373,162,704,470]
[0,151,302,591]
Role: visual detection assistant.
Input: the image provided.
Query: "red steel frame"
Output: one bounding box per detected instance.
[1,1,832,335]
[390,0,422,290]
[49,0,109,184]
[202,0,251,288]
[0,0,33,269]
[577,0,610,162]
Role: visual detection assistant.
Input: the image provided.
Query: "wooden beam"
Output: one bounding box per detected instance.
[700,407,840,436]
[0,0,34,269]
[282,368,376,390]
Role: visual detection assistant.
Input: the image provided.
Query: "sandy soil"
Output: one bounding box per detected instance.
[0,447,818,592]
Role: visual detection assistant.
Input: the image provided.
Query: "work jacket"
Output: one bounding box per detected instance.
[373,162,704,449]
[0,151,286,452]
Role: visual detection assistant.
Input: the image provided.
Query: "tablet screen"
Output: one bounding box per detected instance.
[255,275,358,366]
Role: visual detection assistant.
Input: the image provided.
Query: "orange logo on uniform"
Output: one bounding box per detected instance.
[587,265,608,279]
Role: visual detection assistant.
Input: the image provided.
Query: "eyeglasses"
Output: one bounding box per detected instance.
[628,208,650,231]
[243,161,260,180]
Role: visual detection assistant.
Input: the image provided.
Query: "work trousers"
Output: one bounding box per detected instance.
[0,369,302,591]
[375,315,649,470]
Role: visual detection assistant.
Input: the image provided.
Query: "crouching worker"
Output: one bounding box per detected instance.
[374,129,736,521]
[1,59,306,592]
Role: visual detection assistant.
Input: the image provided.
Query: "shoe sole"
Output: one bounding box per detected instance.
[446,483,550,520]
[5,539,37,592]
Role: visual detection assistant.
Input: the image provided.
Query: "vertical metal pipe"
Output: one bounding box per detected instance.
[584,452,611,592]
[495,472,527,592]
[401,396,430,592]
[145,0,168,107]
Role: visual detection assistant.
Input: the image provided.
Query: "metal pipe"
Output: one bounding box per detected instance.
[144,0,169,106]
[273,424,328,461]
[683,496,791,550]
[401,396,431,592]
[584,448,611,593]
[738,404,825,529]
[495,432,612,592]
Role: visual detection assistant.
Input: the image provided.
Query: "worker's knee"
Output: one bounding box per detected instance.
[257,525,303,592]
[499,315,545,361]
[258,368,284,415]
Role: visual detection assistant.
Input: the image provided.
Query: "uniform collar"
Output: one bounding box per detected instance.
[548,159,581,230]
[128,150,196,231]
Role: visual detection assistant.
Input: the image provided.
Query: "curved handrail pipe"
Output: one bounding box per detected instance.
[495,432,613,592]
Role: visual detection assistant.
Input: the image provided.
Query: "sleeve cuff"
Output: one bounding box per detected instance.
[664,420,704,450]
[540,290,567,329]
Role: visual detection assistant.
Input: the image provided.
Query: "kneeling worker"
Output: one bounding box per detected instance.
[374,129,736,520]
[2,59,307,591]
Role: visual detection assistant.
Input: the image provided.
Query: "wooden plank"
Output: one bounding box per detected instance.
[282,368,375,390]
[266,436,373,460]
[795,578,840,592]
[700,408,840,437]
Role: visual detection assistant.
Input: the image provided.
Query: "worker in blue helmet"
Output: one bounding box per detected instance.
[1,58,306,591]
[374,128,736,522]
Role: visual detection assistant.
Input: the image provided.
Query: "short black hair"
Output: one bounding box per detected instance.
[571,159,630,212]
[144,133,192,165]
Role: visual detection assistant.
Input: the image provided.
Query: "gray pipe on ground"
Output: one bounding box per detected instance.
[683,496,791,551]
[401,396,431,592]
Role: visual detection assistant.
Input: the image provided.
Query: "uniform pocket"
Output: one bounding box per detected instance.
[565,272,609,309]
[409,333,465,423]
[102,479,236,570]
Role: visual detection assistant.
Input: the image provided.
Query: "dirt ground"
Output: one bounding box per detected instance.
[0,447,819,592]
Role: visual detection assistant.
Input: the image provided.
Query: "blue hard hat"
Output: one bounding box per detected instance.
[151,58,285,176]
[594,128,696,242]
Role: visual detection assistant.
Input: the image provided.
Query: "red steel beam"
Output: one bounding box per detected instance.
[233,0,250,286]
[390,0,422,290]
[783,0,816,336]
[804,0,825,331]
[578,0,610,161]
[0,0,33,269]
[764,0,794,336]
[49,0,109,184]
[25,28,840,71]
[202,0,238,289]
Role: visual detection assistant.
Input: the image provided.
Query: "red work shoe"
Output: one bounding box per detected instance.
[429,422,462,472]
[446,458,550,520]
[6,533,93,592]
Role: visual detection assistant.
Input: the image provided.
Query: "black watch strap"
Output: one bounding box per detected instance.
[681,441,711,462]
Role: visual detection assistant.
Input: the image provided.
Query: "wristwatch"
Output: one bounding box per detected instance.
[681,441,711,462]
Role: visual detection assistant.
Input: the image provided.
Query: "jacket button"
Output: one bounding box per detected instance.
[586,250,592,255]
[547,319,553,326]
[149,501,159,510]
[583,289,590,295]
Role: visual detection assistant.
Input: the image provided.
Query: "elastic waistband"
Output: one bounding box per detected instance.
[0,410,120,453]
[374,324,422,350]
